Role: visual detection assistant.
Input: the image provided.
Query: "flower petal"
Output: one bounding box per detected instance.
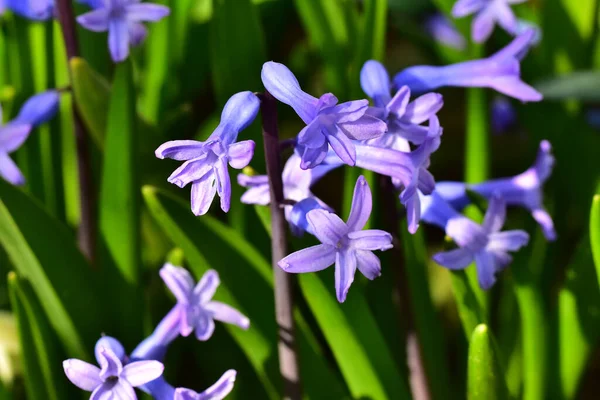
[122,360,164,387]
[215,92,261,144]
[355,250,381,280]
[261,62,318,124]
[403,192,421,234]
[125,4,170,22]
[482,196,506,233]
[94,337,125,365]
[432,248,473,270]
[475,251,497,290]
[206,301,250,330]
[472,7,495,43]
[338,115,387,141]
[0,153,25,185]
[493,2,518,34]
[63,359,102,392]
[76,8,110,32]
[109,381,137,400]
[451,0,486,17]
[194,313,216,341]
[108,18,130,63]
[194,269,220,304]
[128,22,148,46]
[346,175,372,231]
[490,77,543,102]
[360,60,392,108]
[98,347,123,381]
[278,244,336,273]
[335,249,357,303]
[532,208,556,241]
[196,369,237,400]
[191,174,217,216]
[488,230,529,252]
[348,230,393,251]
[159,263,194,304]
[299,143,329,169]
[386,85,411,116]
[228,140,255,169]
[215,158,232,212]
[14,90,60,127]
[306,209,347,245]
[327,125,356,166]
[401,92,444,124]
[155,140,205,161]
[0,124,32,153]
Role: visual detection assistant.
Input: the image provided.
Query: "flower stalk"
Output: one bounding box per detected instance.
[55,0,96,261]
[259,90,302,399]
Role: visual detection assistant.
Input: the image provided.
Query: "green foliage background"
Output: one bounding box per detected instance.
[0,0,600,399]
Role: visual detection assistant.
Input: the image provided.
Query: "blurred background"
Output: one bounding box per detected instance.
[0,0,600,399]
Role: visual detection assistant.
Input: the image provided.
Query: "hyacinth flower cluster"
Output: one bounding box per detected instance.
[63,264,248,399]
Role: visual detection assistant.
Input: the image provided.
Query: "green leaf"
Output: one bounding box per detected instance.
[70,57,110,150]
[0,179,105,359]
[557,236,600,398]
[100,60,140,284]
[450,269,487,339]
[143,186,347,400]
[590,194,600,289]
[467,324,509,400]
[400,223,450,400]
[534,71,600,101]
[7,273,72,400]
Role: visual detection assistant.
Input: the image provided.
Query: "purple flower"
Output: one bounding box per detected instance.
[238,153,335,235]
[278,176,393,302]
[393,29,542,102]
[5,0,54,20]
[491,96,517,134]
[261,61,387,169]
[435,140,556,240]
[143,370,237,400]
[424,13,467,50]
[452,0,526,43]
[360,60,444,150]
[0,0,5,15]
[423,193,530,289]
[77,0,170,62]
[156,91,259,216]
[158,264,250,341]
[0,109,31,186]
[63,340,164,399]
[13,90,60,127]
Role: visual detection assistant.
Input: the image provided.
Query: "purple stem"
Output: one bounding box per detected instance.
[380,176,430,400]
[260,91,302,399]
[55,0,97,261]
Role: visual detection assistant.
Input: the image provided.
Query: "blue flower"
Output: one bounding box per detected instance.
[261,61,387,169]
[77,0,170,62]
[393,29,542,102]
[452,0,527,43]
[5,0,54,21]
[424,13,466,50]
[156,91,259,216]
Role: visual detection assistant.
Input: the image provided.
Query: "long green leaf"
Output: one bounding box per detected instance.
[450,270,487,339]
[467,324,509,400]
[400,224,450,400]
[143,186,347,400]
[0,179,105,359]
[7,273,72,400]
[589,194,600,289]
[557,237,600,398]
[535,71,600,101]
[100,60,140,284]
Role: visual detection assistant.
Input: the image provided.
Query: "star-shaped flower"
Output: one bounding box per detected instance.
[452,0,527,43]
[77,0,170,62]
[159,264,250,341]
[278,176,393,302]
[434,140,556,240]
[261,61,387,169]
[63,342,164,399]
[156,91,259,216]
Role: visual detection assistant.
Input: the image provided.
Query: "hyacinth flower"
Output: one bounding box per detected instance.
[0,91,60,185]
[238,153,337,235]
[491,96,517,134]
[421,192,529,289]
[435,140,556,240]
[424,13,466,50]
[393,29,542,102]
[360,60,444,151]
[261,61,387,169]
[77,0,170,62]
[5,0,54,20]
[0,0,5,15]
[143,370,237,400]
[279,176,393,302]
[452,0,527,43]
[156,91,259,216]
[63,338,164,398]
